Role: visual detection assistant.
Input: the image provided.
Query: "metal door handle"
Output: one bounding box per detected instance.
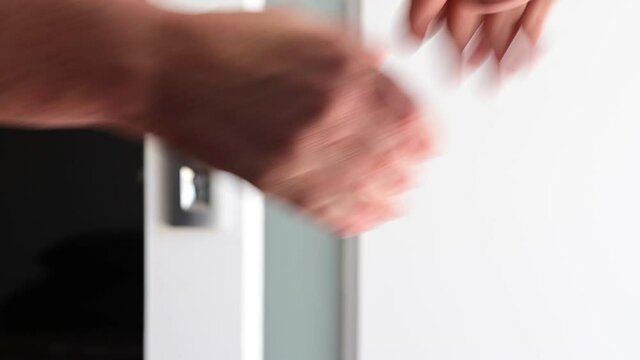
[166,149,216,227]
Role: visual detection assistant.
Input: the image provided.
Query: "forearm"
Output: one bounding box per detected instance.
[0,0,160,129]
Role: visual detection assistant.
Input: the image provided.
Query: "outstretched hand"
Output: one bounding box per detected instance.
[408,0,554,72]
[142,11,434,236]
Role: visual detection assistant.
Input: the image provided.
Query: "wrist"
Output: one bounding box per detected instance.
[84,1,168,133]
[129,11,230,137]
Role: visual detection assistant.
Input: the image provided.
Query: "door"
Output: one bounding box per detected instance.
[0,129,144,359]
[144,1,356,360]
[360,1,640,359]
[0,0,357,359]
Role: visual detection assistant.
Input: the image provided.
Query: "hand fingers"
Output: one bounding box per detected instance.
[484,0,553,71]
[409,0,448,39]
[338,200,402,237]
[356,161,416,201]
[297,142,414,234]
[372,72,418,122]
[314,197,402,237]
[483,4,527,60]
[521,0,555,44]
[446,2,484,52]
[467,33,493,67]
[262,65,430,236]
[411,0,552,74]
[305,80,428,235]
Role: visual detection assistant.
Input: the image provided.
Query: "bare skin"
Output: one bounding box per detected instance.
[0,0,550,235]
[143,11,433,235]
[409,0,555,70]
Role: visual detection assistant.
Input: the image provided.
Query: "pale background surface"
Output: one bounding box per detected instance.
[362,1,640,359]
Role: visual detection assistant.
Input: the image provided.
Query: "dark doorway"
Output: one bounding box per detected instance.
[0,129,143,360]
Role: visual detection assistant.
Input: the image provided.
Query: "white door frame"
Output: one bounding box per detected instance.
[145,137,263,360]
[144,0,362,358]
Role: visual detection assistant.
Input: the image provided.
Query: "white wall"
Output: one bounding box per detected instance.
[361,1,640,359]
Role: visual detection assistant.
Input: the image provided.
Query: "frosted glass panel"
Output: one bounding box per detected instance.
[264,1,347,360]
[265,202,342,360]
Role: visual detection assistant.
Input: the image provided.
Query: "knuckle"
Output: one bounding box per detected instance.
[292,193,314,210]
[373,73,418,121]
[289,30,354,80]
[292,180,328,212]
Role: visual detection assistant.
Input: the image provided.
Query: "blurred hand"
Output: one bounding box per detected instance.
[138,11,433,236]
[408,0,554,71]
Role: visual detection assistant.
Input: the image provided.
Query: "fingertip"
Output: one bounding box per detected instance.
[465,36,492,68]
[336,218,369,238]
[409,19,430,41]
[408,3,430,40]
[498,28,532,74]
[521,0,555,44]
[408,0,449,40]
